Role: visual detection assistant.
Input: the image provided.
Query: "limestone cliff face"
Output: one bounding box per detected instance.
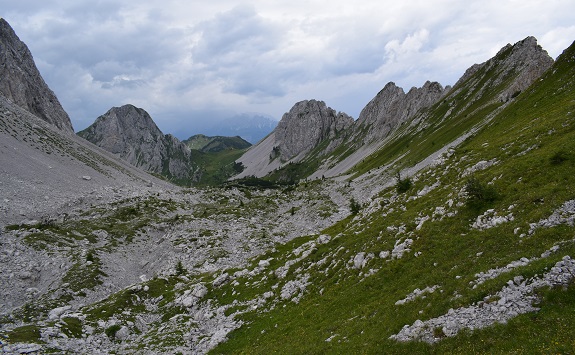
[78,105,199,182]
[354,81,448,144]
[453,36,554,102]
[0,18,74,133]
[274,100,353,161]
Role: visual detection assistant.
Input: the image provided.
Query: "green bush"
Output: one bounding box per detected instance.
[86,250,95,263]
[550,150,569,165]
[465,176,498,209]
[105,324,121,339]
[175,261,186,276]
[350,198,361,215]
[395,172,412,193]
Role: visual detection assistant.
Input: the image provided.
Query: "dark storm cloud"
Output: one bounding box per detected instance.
[2,0,574,135]
[190,5,290,97]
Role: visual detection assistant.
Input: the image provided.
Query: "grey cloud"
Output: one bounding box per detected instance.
[3,0,574,137]
[189,5,291,98]
[192,5,281,62]
[100,77,147,90]
[19,3,185,83]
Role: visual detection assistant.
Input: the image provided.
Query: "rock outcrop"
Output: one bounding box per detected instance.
[452,36,554,102]
[274,100,353,161]
[234,100,353,178]
[354,81,448,144]
[0,18,74,133]
[78,104,200,182]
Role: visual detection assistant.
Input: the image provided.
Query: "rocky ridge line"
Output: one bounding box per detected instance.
[236,36,554,181]
[353,80,449,144]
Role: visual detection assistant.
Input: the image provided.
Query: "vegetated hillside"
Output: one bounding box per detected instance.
[341,36,554,181]
[183,134,251,153]
[181,135,252,186]
[189,148,250,186]
[211,39,575,353]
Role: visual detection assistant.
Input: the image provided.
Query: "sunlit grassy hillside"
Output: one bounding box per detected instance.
[210,40,575,354]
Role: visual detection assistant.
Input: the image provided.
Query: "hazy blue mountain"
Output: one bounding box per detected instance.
[201,114,278,144]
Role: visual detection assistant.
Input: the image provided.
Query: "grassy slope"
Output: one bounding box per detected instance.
[184,135,251,152]
[211,42,575,353]
[191,148,247,186]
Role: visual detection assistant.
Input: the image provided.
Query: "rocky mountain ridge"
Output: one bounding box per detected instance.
[453,36,554,103]
[78,104,201,184]
[0,18,74,133]
[236,36,554,181]
[353,80,449,144]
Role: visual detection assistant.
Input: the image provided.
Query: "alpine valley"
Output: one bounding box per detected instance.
[1,16,575,354]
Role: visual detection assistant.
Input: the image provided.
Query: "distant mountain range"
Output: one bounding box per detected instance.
[199,113,277,144]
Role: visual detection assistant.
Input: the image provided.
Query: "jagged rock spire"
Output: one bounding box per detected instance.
[274,100,353,161]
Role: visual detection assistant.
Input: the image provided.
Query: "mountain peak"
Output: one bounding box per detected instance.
[78,105,200,183]
[275,99,353,161]
[454,36,553,98]
[355,80,448,143]
[104,104,161,134]
[0,18,74,132]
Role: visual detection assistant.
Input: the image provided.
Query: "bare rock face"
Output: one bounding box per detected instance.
[354,80,448,144]
[78,104,200,182]
[0,18,74,133]
[453,36,554,102]
[274,100,353,161]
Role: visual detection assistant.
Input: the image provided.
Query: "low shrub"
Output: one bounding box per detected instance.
[396,172,412,193]
[465,176,498,209]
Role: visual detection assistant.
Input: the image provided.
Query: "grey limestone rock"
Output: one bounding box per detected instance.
[212,273,230,287]
[0,18,74,133]
[354,80,448,144]
[114,326,130,341]
[452,36,554,103]
[390,256,575,344]
[78,104,200,182]
[274,99,353,161]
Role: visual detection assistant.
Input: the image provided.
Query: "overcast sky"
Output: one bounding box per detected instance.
[3,1,575,137]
